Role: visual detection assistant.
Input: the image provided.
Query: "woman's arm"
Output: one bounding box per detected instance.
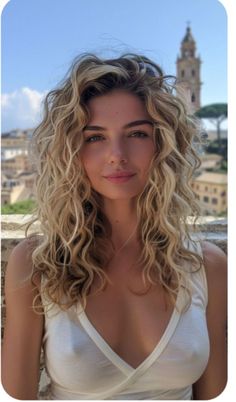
[1,239,44,400]
[193,241,227,400]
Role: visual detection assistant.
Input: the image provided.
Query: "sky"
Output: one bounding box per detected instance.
[1,0,228,132]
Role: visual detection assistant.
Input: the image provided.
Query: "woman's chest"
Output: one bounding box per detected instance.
[44,304,209,400]
[84,268,174,368]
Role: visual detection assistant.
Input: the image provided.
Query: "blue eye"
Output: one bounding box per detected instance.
[129,131,148,138]
[85,135,104,143]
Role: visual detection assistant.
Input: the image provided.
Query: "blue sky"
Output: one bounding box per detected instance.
[1,0,227,131]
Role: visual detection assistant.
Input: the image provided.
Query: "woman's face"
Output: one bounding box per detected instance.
[80,89,155,201]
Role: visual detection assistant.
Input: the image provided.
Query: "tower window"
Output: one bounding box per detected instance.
[192,69,195,77]
[181,70,185,78]
[191,93,196,103]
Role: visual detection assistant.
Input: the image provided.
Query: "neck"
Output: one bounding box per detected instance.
[103,198,139,250]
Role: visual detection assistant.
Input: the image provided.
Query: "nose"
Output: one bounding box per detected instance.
[108,139,128,165]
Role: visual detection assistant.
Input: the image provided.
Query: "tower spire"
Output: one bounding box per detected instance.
[176,26,202,112]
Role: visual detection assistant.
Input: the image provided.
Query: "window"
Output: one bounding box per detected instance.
[192,69,195,77]
[191,93,196,103]
[203,196,209,203]
[221,191,226,196]
[205,186,208,191]
[212,198,218,205]
[181,70,185,78]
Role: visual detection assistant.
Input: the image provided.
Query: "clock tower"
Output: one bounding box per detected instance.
[176,25,202,113]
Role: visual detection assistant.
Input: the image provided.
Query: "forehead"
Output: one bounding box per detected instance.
[86,90,150,123]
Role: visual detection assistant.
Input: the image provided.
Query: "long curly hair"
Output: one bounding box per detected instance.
[26,53,204,312]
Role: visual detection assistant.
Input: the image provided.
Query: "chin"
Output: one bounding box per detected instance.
[91,182,146,200]
[97,189,141,201]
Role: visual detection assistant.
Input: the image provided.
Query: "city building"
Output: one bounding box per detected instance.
[1,129,35,205]
[1,129,29,146]
[191,172,227,215]
[1,146,28,161]
[199,153,223,171]
[1,154,32,175]
[1,172,35,205]
[176,25,202,113]
[1,131,29,161]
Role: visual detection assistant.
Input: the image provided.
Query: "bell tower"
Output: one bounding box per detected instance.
[176,25,202,113]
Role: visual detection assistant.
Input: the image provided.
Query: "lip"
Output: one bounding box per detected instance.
[104,172,136,178]
[103,172,136,183]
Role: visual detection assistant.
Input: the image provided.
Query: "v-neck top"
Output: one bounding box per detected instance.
[40,239,209,400]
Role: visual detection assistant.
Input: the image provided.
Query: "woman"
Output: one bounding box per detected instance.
[2,53,227,400]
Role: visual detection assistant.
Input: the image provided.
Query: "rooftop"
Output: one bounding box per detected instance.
[194,172,227,184]
[200,154,222,161]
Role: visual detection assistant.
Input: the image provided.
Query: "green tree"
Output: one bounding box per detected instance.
[206,138,227,161]
[195,103,227,154]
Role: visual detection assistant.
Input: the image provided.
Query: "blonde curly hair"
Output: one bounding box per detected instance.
[26,53,204,312]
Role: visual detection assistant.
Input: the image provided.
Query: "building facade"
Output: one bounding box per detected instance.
[1,154,31,175]
[176,25,202,113]
[1,129,34,205]
[191,172,227,215]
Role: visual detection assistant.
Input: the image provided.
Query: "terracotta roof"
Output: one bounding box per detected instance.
[194,172,227,184]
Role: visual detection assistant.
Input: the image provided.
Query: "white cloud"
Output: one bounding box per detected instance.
[1,87,48,132]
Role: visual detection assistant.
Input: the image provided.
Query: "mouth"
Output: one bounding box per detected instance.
[103,173,136,183]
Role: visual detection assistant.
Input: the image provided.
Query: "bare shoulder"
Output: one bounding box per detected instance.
[193,241,227,399]
[201,241,227,321]
[201,240,227,282]
[5,236,40,289]
[3,238,44,399]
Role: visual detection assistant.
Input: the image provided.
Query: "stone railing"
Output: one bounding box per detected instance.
[1,213,227,267]
[1,214,227,396]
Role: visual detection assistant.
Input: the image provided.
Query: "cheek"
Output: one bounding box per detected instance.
[135,143,155,168]
[81,145,104,165]
[80,149,103,182]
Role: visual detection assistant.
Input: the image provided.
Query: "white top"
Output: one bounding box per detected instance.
[41,239,210,400]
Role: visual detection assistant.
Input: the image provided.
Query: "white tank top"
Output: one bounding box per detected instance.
[40,239,209,400]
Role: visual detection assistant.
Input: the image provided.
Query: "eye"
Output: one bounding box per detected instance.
[129,131,149,138]
[84,135,105,143]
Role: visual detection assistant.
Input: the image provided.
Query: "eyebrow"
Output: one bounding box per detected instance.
[83,119,153,131]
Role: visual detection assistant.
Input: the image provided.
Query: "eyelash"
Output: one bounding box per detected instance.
[85,131,149,143]
[85,135,103,143]
[130,131,149,138]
